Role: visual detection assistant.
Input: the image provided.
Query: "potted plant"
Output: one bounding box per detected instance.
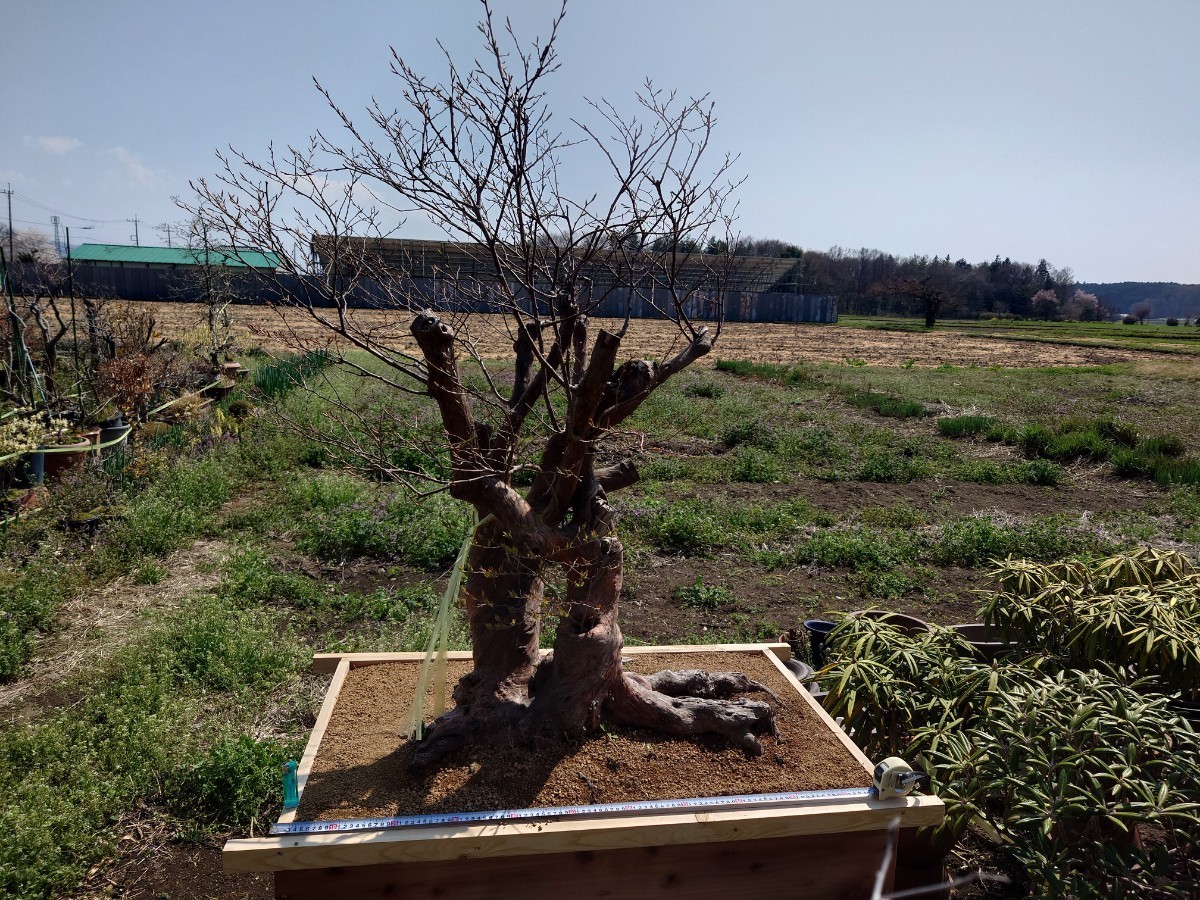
[40,418,91,480]
[1,409,49,487]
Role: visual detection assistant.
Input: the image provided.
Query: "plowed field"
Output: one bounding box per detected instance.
[136,301,1143,368]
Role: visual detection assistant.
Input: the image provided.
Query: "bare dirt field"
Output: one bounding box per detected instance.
[133,302,1146,368]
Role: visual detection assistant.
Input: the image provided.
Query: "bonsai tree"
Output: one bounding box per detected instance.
[190,1,779,764]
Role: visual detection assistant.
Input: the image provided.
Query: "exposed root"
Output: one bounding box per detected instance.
[411,708,470,767]
[642,669,781,704]
[606,670,779,757]
[411,667,781,765]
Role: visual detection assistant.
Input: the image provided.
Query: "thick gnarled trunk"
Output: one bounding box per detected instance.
[415,519,779,765]
[409,310,778,767]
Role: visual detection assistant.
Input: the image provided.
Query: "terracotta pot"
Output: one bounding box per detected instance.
[850,609,930,636]
[41,438,91,480]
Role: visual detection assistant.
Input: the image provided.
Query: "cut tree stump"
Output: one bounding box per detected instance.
[224,644,944,899]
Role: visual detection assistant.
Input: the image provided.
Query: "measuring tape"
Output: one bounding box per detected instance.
[269,787,875,836]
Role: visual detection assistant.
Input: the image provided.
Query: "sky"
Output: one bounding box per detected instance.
[3,1,1198,284]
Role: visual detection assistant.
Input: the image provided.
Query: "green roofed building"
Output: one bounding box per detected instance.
[69,243,280,271]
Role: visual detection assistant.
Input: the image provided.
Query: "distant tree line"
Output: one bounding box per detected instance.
[683,238,1115,325]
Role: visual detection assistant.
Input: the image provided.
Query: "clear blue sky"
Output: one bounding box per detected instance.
[3,1,1198,283]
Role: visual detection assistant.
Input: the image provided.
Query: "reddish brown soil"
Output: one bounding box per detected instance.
[295,652,869,823]
[74,843,271,900]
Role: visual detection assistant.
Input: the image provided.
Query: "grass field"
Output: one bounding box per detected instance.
[2,311,1198,897]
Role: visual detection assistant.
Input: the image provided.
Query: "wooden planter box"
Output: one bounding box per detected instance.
[224,644,943,899]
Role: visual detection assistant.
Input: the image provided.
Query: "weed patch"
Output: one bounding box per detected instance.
[936,414,997,438]
[287,475,470,568]
[846,390,926,418]
[672,578,734,610]
[715,358,810,385]
[931,514,1109,566]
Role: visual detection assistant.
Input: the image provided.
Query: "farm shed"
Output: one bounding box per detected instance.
[69,243,281,272]
[310,236,838,323]
[64,244,281,302]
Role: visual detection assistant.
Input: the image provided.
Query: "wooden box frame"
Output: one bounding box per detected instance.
[224,643,944,899]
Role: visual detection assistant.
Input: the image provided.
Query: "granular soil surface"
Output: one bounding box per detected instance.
[295,651,870,822]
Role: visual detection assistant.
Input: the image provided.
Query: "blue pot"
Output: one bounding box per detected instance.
[15,451,45,488]
[803,619,837,668]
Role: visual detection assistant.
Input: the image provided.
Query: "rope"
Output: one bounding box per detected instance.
[404,511,489,741]
[146,379,224,417]
[0,424,132,463]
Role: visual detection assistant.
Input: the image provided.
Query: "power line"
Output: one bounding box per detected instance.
[10,191,125,224]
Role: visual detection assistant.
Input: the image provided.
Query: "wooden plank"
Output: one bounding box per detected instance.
[311,642,791,674]
[229,643,942,875]
[311,650,469,674]
[227,794,940,873]
[272,829,894,900]
[277,658,350,825]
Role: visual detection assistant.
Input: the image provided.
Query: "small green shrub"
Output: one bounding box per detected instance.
[732,446,781,482]
[857,503,927,529]
[937,414,997,438]
[1141,434,1186,457]
[672,578,734,610]
[791,527,919,572]
[1021,458,1065,485]
[714,358,810,384]
[856,449,926,483]
[292,482,469,569]
[955,458,1064,486]
[932,514,1107,567]
[846,390,926,418]
[684,380,724,399]
[253,350,332,398]
[1153,456,1200,486]
[1110,448,1154,479]
[163,595,298,691]
[134,562,166,585]
[721,419,776,450]
[166,733,297,826]
[641,502,723,556]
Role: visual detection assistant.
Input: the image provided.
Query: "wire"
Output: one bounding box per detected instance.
[10,191,125,224]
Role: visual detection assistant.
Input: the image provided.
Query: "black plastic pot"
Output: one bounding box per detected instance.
[803,619,837,668]
[98,423,132,451]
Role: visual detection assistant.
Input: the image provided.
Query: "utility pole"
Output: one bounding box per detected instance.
[128,215,140,246]
[3,183,12,262]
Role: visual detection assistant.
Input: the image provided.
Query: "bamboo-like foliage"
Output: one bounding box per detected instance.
[983,551,1200,693]
[818,550,1200,897]
[912,670,1200,899]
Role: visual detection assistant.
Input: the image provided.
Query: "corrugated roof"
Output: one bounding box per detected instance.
[70,243,280,269]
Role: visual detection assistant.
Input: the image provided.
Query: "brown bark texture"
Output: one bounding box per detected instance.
[408,310,778,766]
